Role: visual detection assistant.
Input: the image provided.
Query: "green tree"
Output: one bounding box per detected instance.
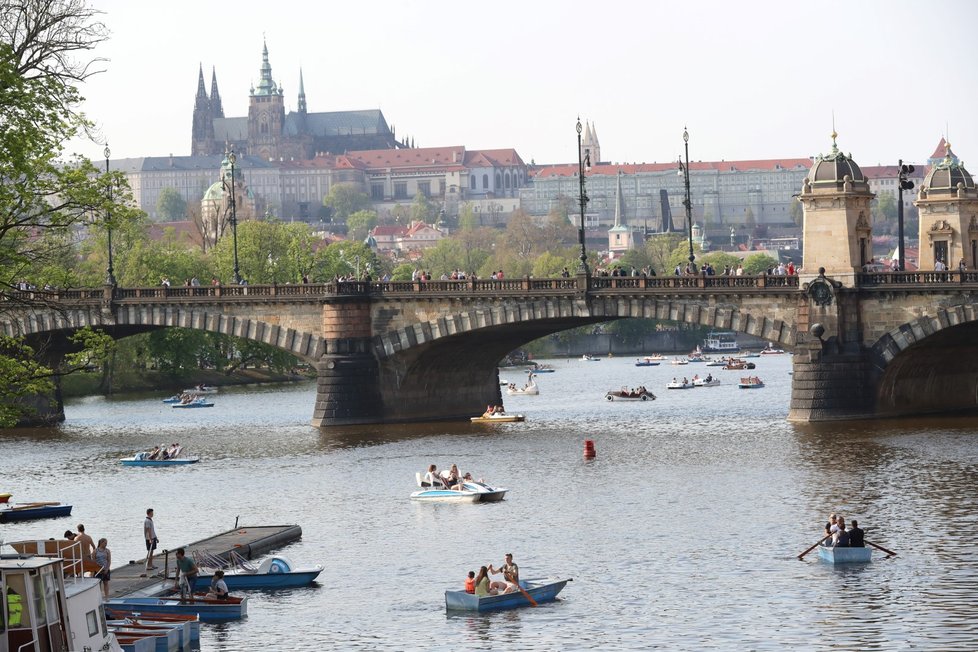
[323,184,371,223]
[411,192,437,224]
[742,253,779,274]
[156,188,187,221]
[458,203,478,231]
[346,209,378,242]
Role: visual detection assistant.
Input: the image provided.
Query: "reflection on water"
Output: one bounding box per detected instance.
[2,357,977,650]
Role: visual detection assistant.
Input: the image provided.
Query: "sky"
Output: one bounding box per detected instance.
[68,0,978,168]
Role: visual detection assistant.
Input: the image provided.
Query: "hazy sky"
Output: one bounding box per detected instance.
[70,0,978,168]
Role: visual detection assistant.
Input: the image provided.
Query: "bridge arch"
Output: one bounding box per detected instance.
[870,303,978,415]
[1,306,326,362]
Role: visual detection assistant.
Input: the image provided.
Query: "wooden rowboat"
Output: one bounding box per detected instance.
[817,545,872,564]
[0,502,72,523]
[445,577,570,612]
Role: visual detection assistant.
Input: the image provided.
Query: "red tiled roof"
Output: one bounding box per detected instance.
[529,158,813,178]
[463,148,525,167]
[371,225,407,237]
[345,146,467,168]
[930,137,948,160]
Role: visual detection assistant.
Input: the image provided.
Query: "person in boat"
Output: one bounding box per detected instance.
[166,443,181,459]
[64,529,76,540]
[147,445,162,460]
[848,520,865,547]
[440,464,462,490]
[682,377,689,385]
[705,374,713,383]
[832,518,851,547]
[423,464,443,488]
[464,570,476,594]
[489,553,519,594]
[821,522,833,546]
[93,538,112,599]
[207,570,230,600]
[474,566,497,596]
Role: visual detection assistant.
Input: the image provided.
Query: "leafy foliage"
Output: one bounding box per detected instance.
[156,187,187,221]
[323,184,371,223]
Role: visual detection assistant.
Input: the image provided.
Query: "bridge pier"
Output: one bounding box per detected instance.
[788,336,876,421]
[312,350,383,427]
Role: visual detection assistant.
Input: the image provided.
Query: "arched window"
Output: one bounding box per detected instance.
[495,173,501,188]
[482,174,489,189]
[504,173,511,189]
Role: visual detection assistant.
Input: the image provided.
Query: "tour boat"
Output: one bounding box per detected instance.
[0,501,72,523]
[193,555,324,590]
[171,398,214,408]
[605,388,656,401]
[2,539,123,652]
[702,331,740,353]
[692,376,720,387]
[817,545,872,564]
[666,379,693,390]
[634,357,661,367]
[470,412,525,423]
[738,376,765,389]
[445,577,571,612]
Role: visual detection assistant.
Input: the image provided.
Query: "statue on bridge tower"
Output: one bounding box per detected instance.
[915,142,978,271]
[798,131,874,287]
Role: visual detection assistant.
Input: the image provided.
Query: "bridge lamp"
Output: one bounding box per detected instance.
[102,145,117,286]
[677,127,696,273]
[575,118,591,278]
[897,159,915,272]
[226,148,242,284]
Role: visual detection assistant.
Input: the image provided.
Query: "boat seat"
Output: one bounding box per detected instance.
[415,472,445,489]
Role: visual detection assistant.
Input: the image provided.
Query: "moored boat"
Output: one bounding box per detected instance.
[445,577,571,612]
[817,545,872,564]
[0,501,72,523]
[0,492,10,503]
[193,555,324,590]
[106,595,248,622]
[702,330,740,354]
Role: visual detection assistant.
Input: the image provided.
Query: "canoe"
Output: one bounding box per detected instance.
[445,577,570,612]
[120,457,200,467]
[106,596,247,622]
[0,502,72,523]
[818,545,872,564]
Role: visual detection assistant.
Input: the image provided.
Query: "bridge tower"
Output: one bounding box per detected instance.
[798,131,875,287]
[915,142,978,271]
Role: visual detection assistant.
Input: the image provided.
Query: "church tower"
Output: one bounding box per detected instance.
[798,131,874,286]
[210,67,224,120]
[191,64,216,156]
[608,169,635,254]
[915,142,978,270]
[581,122,602,166]
[247,39,286,160]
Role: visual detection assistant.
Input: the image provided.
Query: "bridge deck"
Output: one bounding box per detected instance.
[105,524,302,599]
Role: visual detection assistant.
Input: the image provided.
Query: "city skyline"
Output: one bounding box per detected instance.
[71,0,978,168]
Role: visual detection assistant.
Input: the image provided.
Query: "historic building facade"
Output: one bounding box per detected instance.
[191,40,401,160]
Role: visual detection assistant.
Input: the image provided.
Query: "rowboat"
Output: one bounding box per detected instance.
[445,577,571,612]
[818,545,872,564]
[120,456,200,467]
[106,595,248,622]
[470,412,525,423]
[193,556,323,590]
[171,399,214,408]
[634,357,661,367]
[0,501,72,523]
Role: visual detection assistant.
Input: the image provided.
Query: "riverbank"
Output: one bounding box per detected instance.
[60,367,315,398]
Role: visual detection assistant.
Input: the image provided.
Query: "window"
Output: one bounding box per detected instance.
[470,176,476,190]
[87,610,99,637]
[482,174,489,190]
[504,173,511,189]
[418,181,430,197]
[394,182,408,199]
[371,184,384,200]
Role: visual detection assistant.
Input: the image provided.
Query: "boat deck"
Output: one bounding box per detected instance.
[107,524,302,599]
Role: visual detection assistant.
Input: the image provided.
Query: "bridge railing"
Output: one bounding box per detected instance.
[858,270,978,286]
[591,274,800,290]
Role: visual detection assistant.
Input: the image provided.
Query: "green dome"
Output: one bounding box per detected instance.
[203,181,224,202]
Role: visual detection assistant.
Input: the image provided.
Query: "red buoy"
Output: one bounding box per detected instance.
[583,439,596,459]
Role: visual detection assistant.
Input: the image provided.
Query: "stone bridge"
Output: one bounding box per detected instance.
[4,270,978,426]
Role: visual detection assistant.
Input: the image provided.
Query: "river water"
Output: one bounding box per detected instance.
[2,354,978,651]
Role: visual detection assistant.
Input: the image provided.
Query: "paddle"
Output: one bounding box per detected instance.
[798,536,828,560]
[11,501,61,510]
[866,540,897,557]
[516,583,537,607]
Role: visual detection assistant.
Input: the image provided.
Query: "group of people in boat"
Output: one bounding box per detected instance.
[174,392,201,404]
[821,513,865,548]
[142,443,183,460]
[740,376,762,385]
[423,463,475,491]
[482,405,508,417]
[691,374,715,383]
[464,553,521,596]
[618,386,649,397]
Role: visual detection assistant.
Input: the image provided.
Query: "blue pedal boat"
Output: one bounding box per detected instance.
[120,456,199,467]
[0,502,72,523]
[171,399,214,408]
[193,556,323,590]
[445,577,570,612]
[106,596,247,622]
[818,545,872,564]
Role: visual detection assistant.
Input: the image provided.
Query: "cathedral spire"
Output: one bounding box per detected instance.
[210,67,224,118]
[254,37,276,96]
[195,63,207,100]
[298,68,307,114]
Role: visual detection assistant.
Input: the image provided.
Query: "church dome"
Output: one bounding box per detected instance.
[202,181,224,203]
[807,132,865,185]
[923,143,974,193]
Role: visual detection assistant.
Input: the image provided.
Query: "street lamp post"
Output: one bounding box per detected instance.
[226,148,242,284]
[575,118,590,277]
[897,159,915,272]
[103,145,116,286]
[678,127,696,273]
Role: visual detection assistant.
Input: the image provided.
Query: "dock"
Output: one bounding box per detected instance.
[107,524,302,599]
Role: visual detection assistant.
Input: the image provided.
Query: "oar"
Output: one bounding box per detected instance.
[516,583,537,607]
[798,536,828,560]
[11,501,61,510]
[866,540,897,557]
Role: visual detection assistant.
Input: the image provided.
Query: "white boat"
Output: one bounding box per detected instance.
[505,379,539,395]
[183,385,218,394]
[471,411,525,422]
[460,480,508,502]
[818,545,872,564]
[692,376,720,387]
[760,343,786,355]
[667,379,693,390]
[738,376,765,389]
[581,354,601,361]
[702,331,740,353]
[410,473,482,502]
[3,539,124,652]
[670,358,689,365]
[705,358,728,367]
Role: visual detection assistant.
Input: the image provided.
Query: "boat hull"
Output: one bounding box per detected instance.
[0,504,72,523]
[445,578,569,612]
[106,597,247,622]
[605,391,655,401]
[410,489,481,503]
[193,568,322,590]
[120,457,200,466]
[470,415,525,422]
[172,402,214,408]
[818,546,872,564]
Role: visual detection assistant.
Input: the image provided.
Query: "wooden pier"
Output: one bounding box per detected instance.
[106,524,303,599]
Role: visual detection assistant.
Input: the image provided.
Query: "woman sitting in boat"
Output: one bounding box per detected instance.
[423,464,443,488]
[440,464,462,490]
[206,570,230,599]
[473,566,497,596]
[147,445,162,460]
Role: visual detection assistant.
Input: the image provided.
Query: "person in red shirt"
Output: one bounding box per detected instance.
[464,571,476,594]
